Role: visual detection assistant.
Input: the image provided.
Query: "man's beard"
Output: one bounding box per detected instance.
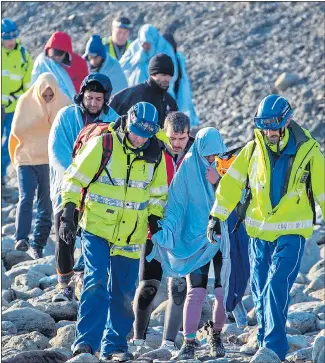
[155,79,169,90]
[267,135,280,144]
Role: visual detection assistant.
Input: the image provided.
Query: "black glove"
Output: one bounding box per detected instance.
[207,216,221,244]
[59,202,77,245]
[148,214,161,236]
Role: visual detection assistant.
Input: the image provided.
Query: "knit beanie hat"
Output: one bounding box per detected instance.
[149,53,174,77]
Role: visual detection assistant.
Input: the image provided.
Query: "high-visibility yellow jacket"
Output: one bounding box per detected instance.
[2,40,33,113]
[61,130,168,258]
[210,121,325,241]
[102,36,130,60]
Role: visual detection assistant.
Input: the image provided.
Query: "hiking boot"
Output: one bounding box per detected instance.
[15,239,29,252]
[29,246,43,259]
[204,320,225,357]
[160,339,179,354]
[52,284,74,302]
[173,340,197,361]
[72,342,92,357]
[100,351,134,362]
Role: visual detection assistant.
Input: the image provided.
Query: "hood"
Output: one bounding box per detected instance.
[138,24,159,53]
[83,34,106,61]
[45,31,73,54]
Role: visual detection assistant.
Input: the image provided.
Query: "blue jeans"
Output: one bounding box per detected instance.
[73,230,139,356]
[249,235,305,360]
[1,111,14,178]
[15,165,52,249]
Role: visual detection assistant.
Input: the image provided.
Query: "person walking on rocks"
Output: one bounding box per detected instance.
[148,127,230,360]
[1,18,33,184]
[119,24,178,97]
[48,73,118,302]
[102,16,132,60]
[9,72,71,259]
[131,111,194,355]
[32,31,88,100]
[83,34,128,95]
[109,53,178,128]
[60,102,168,361]
[207,94,325,362]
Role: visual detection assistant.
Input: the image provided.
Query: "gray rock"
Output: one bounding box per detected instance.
[274,72,300,91]
[1,350,68,363]
[289,301,323,314]
[240,326,259,355]
[2,307,56,337]
[31,301,78,321]
[242,295,255,313]
[237,332,250,345]
[286,326,302,335]
[287,346,312,362]
[45,347,73,360]
[30,263,57,276]
[65,353,99,362]
[150,300,168,327]
[14,270,46,290]
[13,287,44,301]
[249,347,281,362]
[309,288,325,302]
[10,255,56,269]
[300,233,322,274]
[40,274,58,289]
[316,318,325,330]
[312,330,325,363]
[139,348,172,361]
[2,250,33,270]
[5,265,29,280]
[49,324,76,349]
[247,308,257,326]
[2,222,16,235]
[2,271,13,290]
[56,320,75,329]
[287,334,312,352]
[8,300,33,309]
[2,331,50,351]
[287,311,317,334]
[222,323,245,338]
[2,321,17,335]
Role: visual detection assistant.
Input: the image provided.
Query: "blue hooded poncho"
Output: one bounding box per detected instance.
[83,35,128,95]
[32,54,76,100]
[148,127,229,277]
[119,24,178,98]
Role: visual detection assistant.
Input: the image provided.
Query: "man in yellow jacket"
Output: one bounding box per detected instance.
[103,16,131,60]
[1,18,33,182]
[60,101,168,361]
[207,95,325,362]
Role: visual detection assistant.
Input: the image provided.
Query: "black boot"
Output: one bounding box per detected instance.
[205,320,225,358]
[72,343,92,357]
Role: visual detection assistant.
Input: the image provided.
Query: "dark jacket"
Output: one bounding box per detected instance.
[108,77,178,128]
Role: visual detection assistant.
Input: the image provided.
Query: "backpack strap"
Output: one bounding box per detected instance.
[92,132,113,183]
[20,46,27,65]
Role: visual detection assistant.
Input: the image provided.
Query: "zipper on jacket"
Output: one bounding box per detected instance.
[126,218,138,244]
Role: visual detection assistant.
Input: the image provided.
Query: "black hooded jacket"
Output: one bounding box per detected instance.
[108,78,178,128]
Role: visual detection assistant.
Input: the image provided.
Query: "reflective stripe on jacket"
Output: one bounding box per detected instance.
[2,41,33,113]
[61,131,168,258]
[210,121,325,241]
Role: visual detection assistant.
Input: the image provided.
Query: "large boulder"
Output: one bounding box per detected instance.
[2,331,50,351]
[287,311,317,334]
[286,346,312,362]
[31,301,78,321]
[299,227,323,274]
[65,353,98,362]
[2,350,68,363]
[287,334,312,352]
[2,321,17,336]
[49,324,76,349]
[312,329,325,363]
[2,250,33,270]
[249,347,281,363]
[2,307,56,337]
[14,270,46,290]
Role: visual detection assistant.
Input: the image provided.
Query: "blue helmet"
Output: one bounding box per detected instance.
[254,94,293,130]
[2,18,19,40]
[127,102,159,139]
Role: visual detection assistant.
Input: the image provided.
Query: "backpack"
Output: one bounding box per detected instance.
[72,122,113,213]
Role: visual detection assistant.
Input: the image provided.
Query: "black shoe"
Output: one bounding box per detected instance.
[29,246,43,259]
[73,343,93,357]
[15,239,29,252]
[205,320,225,358]
[173,340,197,361]
[52,284,74,302]
[100,351,134,362]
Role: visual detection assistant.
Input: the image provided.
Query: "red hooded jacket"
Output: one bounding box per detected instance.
[45,32,88,92]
